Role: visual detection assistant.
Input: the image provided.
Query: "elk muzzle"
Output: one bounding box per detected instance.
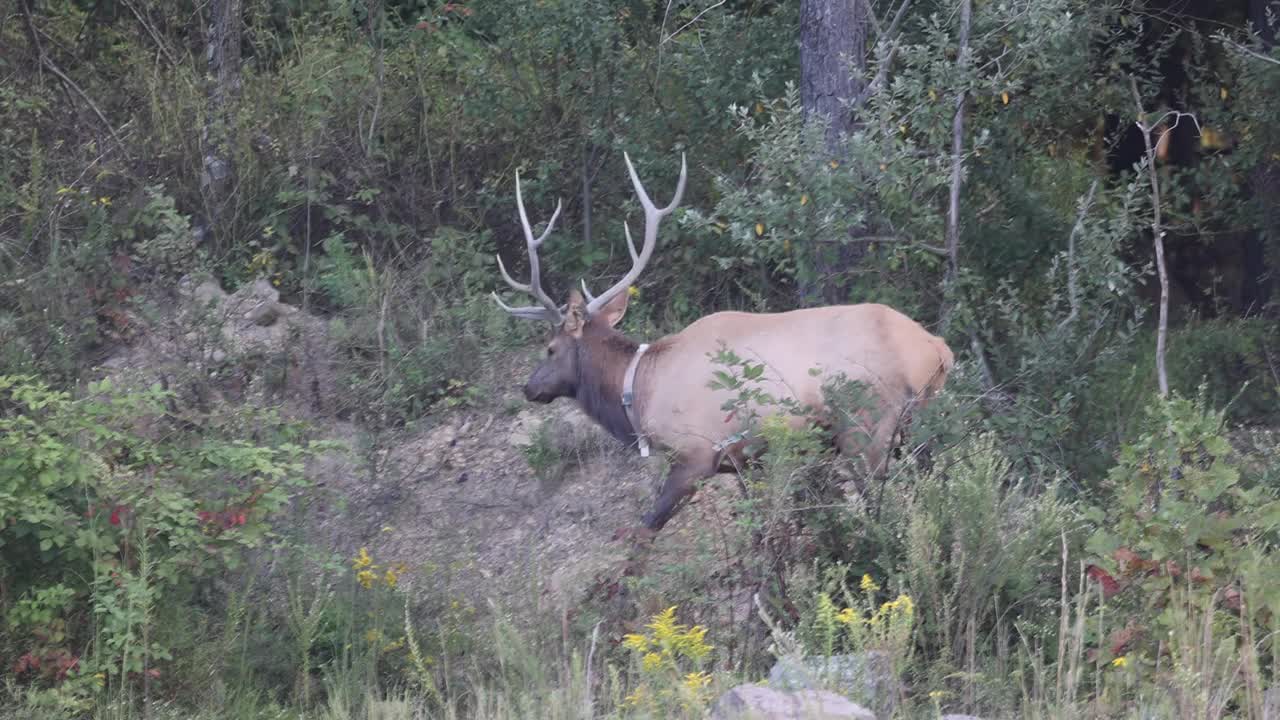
[522,383,556,403]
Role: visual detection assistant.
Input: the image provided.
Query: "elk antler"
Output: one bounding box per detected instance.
[581,152,687,315]
[491,170,565,324]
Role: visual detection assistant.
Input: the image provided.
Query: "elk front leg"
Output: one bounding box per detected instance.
[642,451,718,531]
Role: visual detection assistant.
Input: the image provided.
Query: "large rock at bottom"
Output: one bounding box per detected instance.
[709,685,875,720]
[769,653,897,718]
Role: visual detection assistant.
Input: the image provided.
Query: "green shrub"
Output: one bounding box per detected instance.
[0,375,321,716]
[1085,391,1280,670]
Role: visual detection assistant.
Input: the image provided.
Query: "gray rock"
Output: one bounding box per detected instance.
[769,653,897,718]
[709,684,874,720]
[508,409,544,447]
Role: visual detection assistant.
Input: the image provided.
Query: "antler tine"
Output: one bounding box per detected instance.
[622,151,688,217]
[578,222,640,303]
[583,152,687,316]
[491,170,565,324]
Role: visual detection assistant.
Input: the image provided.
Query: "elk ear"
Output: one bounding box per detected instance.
[563,289,587,338]
[597,288,630,328]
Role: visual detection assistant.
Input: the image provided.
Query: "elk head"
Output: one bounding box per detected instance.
[492,153,687,407]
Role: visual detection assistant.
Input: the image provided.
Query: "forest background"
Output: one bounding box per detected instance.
[2,0,1280,718]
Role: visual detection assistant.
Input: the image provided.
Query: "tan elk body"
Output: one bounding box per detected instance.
[494,153,954,531]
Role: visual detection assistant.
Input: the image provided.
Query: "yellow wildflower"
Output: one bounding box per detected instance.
[836,607,860,625]
[627,285,640,298]
[99,196,112,206]
[860,574,880,593]
[676,624,713,660]
[384,567,400,589]
[683,671,712,690]
[623,686,646,707]
[357,569,376,589]
[621,633,649,653]
[886,594,914,616]
[647,606,680,638]
[641,651,664,672]
[928,690,949,700]
[353,547,374,569]
[1112,656,1128,668]
[94,672,106,688]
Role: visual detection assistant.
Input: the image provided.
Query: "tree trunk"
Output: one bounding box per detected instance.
[798,0,869,304]
[799,0,867,154]
[202,0,243,247]
[1246,0,1277,311]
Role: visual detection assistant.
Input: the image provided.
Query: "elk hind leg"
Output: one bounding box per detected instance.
[833,405,901,494]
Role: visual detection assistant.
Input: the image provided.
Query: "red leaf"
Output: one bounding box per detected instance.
[1086,564,1121,598]
[109,508,121,526]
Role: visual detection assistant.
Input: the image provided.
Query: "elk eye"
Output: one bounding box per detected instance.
[546,346,555,357]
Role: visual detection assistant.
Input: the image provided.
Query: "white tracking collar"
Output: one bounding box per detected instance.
[621,343,650,457]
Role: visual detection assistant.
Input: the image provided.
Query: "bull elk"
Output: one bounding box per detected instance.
[493,152,954,532]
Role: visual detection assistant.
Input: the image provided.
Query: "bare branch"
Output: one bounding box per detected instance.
[855,0,914,106]
[1130,75,1174,397]
[20,0,128,155]
[943,0,972,306]
[1216,34,1280,67]
[120,0,180,68]
[884,0,913,40]
[1057,179,1099,331]
[662,0,727,44]
[813,234,947,256]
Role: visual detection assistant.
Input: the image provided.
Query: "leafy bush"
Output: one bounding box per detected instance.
[318,229,506,426]
[1085,392,1280,672]
[0,375,321,715]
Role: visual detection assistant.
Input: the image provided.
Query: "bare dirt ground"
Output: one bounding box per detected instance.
[97,276,753,634]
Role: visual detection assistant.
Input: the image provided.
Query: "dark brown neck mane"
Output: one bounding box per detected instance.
[574,324,643,444]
